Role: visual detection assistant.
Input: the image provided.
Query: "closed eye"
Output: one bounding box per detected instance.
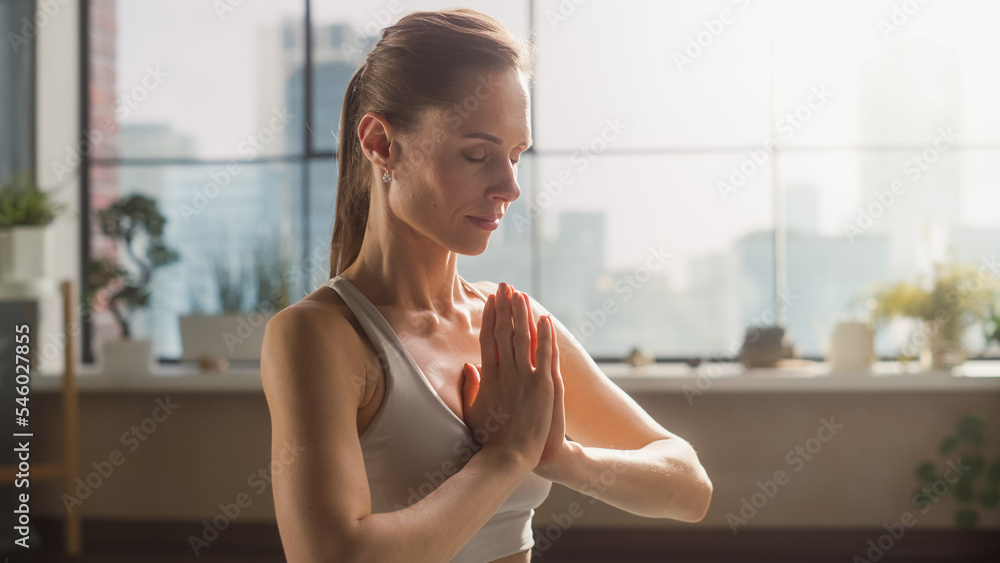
[465,155,520,167]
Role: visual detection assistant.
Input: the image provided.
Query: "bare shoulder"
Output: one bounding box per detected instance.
[261,288,376,403]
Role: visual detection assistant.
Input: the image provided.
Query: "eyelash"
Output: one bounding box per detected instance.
[466,156,520,167]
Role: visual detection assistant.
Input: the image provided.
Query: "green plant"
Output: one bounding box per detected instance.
[0,171,67,227]
[210,253,248,313]
[199,237,290,314]
[253,237,290,312]
[983,304,1000,350]
[870,262,1000,361]
[912,413,1000,529]
[84,194,180,339]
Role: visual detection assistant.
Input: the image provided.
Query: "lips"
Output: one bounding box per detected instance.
[467,214,502,231]
[468,213,503,222]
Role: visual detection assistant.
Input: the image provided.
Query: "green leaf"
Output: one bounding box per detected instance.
[978,487,1000,509]
[938,435,959,456]
[954,508,978,529]
[954,482,975,502]
[961,455,985,481]
[987,460,1000,485]
[912,487,932,507]
[957,413,987,444]
[916,461,937,483]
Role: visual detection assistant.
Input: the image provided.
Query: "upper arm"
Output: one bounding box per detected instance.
[261,304,375,562]
[475,280,675,450]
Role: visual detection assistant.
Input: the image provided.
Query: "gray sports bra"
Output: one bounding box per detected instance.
[325,275,552,562]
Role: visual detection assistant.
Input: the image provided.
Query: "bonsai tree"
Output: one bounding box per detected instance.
[0,170,67,227]
[85,193,180,339]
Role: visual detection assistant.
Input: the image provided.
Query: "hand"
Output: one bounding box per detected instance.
[462,286,571,480]
[531,312,573,482]
[461,282,555,468]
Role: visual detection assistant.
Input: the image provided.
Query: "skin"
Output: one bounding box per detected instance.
[261,66,712,563]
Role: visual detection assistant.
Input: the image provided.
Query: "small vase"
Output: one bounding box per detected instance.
[178,312,273,362]
[827,321,876,373]
[919,319,965,371]
[100,338,154,377]
[0,226,54,282]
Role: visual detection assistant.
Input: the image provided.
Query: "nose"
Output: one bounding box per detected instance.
[492,160,521,204]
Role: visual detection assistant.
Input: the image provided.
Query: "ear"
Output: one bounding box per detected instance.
[358,111,393,169]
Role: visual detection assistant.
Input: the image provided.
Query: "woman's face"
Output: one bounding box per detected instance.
[390,67,532,256]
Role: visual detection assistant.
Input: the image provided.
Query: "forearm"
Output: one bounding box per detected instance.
[346,447,531,563]
[552,438,712,521]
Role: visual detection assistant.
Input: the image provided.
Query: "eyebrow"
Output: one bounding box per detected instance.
[462,132,533,149]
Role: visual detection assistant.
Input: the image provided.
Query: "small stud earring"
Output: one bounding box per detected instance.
[382,168,391,183]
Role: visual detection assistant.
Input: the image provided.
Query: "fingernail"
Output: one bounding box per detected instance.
[539,315,549,328]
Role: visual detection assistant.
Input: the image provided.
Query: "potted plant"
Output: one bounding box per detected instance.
[983,304,1000,357]
[0,170,68,282]
[912,412,999,528]
[870,262,999,370]
[178,236,289,367]
[84,193,180,376]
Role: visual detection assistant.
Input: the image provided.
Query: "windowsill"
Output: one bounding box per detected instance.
[28,360,1000,394]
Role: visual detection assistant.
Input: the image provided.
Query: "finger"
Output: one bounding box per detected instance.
[549,315,560,383]
[461,363,481,426]
[535,315,553,380]
[522,292,537,369]
[512,292,533,373]
[549,318,563,403]
[494,282,516,375]
[480,293,499,376]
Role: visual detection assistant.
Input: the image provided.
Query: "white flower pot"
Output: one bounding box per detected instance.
[100,338,154,377]
[827,321,876,373]
[0,226,54,282]
[179,312,273,362]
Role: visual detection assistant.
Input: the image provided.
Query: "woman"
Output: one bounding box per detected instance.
[261,8,712,563]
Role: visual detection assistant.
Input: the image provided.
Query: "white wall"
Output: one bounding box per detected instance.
[34,0,80,375]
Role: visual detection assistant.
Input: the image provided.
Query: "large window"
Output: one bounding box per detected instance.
[83,0,1000,363]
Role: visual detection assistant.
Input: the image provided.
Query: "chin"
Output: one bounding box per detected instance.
[451,236,491,256]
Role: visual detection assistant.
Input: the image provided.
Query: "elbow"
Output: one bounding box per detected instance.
[676,469,713,523]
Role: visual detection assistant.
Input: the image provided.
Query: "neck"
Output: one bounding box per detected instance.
[340,225,472,318]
